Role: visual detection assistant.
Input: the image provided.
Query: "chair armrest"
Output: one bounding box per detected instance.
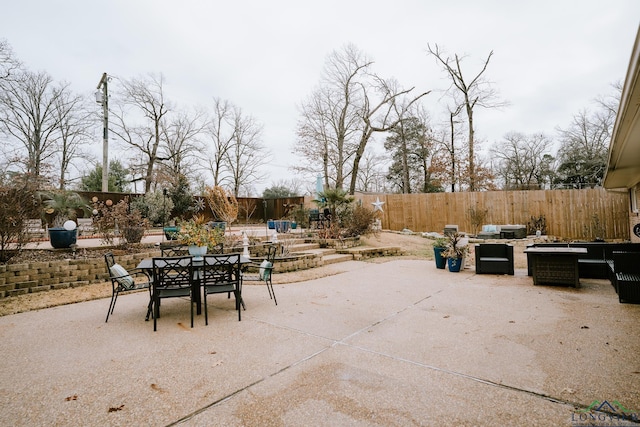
[127,268,152,281]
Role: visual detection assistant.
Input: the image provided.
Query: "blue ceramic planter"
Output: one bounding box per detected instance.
[274,220,290,233]
[433,247,447,269]
[163,226,179,240]
[447,257,463,272]
[48,228,77,249]
[209,221,226,232]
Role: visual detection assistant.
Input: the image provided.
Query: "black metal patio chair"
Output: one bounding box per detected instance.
[151,256,195,331]
[159,243,189,257]
[242,244,277,305]
[200,254,243,324]
[104,252,152,323]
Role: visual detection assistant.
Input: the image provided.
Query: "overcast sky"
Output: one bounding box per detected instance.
[2,1,639,194]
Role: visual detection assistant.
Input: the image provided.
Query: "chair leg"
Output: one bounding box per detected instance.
[204,290,209,326]
[145,288,153,321]
[267,279,277,306]
[236,290,241,321]
[153,297,160,331]
[265,279,273,300]
[145,299,153,321]
[105,292,117,323]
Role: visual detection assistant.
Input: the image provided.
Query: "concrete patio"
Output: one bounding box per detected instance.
[0,259,638,426]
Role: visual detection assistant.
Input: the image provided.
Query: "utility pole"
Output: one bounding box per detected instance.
[96,73,109,192]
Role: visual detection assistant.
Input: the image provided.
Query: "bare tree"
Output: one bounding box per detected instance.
[357,151,388,193]
[226,109,268,197]
[295,44,427,195]
[491,132,553,190]
[427,44,505,191]
[294,44,371,190]
[158,108,205,185]
[0,70,69,183]
[0,39,21,82]
[555,108,613,188]
[52,90,94,189]
[110,73,171,192]
[204,98,237,187]
[347,77,429,194]
[595,81,622,118]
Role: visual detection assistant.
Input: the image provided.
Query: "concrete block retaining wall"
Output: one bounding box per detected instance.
[0,248,325,299]
[0,251,159,299]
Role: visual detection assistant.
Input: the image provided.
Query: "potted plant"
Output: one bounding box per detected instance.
[41,190,90,249]
[442,232,470,272]
[432,237,448,269]
[177,216,223,259]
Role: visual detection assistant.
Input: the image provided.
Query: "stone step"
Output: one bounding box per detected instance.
[322,253,354,265]
[289,243,322,252]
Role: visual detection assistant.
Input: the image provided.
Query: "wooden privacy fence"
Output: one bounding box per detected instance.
[352,189,630,241]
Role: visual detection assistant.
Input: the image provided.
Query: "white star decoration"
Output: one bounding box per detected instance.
[372,197,385,212]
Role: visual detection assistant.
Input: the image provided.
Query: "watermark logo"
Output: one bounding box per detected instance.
[571,400,638,426]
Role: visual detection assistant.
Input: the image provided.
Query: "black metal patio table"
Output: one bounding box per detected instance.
[137,255,250,316]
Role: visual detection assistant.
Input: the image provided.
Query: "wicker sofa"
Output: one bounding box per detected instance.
[526,242,640,279]
[609,251,640,303]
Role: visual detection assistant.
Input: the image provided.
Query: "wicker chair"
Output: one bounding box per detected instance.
[475,244,514,275]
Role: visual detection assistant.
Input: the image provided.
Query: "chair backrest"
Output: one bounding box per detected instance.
[201,254,241,288]
[105,252,137,289]
[160,243,189,257]
[152,256,193,290]
[258,245,277,281]
[264,244,277,263]
[612,251,640,274]
[209,242,224,254]
[477,243,513,259]
[104,252,116,270]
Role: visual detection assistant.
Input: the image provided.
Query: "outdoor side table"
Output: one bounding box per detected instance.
[524,247,587,287]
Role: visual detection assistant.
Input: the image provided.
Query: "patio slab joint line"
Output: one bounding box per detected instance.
[166,293,439,426]
[346,343,636,421]
[166,346,331,426]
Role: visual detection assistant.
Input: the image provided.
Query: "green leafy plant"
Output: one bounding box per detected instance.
[168,174,194,219]
[131,191,174,226]
[432,237,448,249]
[316,188,354,227]
[442,232,470,259]
[40,190,90,227]
[291,205,309,228]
